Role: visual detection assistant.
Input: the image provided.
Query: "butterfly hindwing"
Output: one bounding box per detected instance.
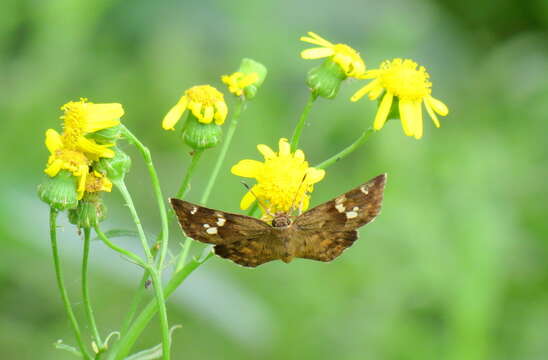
[293,174,386,261]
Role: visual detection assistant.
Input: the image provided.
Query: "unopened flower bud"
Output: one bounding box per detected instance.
[68,192,107,228]
[37,170,79,210]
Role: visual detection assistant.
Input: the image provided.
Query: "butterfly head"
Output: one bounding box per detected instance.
[271,212,292,228]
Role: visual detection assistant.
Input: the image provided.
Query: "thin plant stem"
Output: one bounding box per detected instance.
[290,92,317,152]
[175,98,245,273]
[113,181,171,359]
[109,259,203,360]
[82,227,102,348]
[94,225,147,268]
[120,275,149,335]
[175,150,204,199]
[120,125,170,273]
[315,128,375,169]
[49,208,92,360]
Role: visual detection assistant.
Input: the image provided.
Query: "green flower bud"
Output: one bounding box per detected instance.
[182,114,222,150]
[68,192,106,228]
[95,147,131,182]
[86,125,122,144]
[37,170,78,211]
[306,58,347,99]
[239,58,267,100]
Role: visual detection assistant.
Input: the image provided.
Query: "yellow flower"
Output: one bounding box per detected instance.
[351,58,449,139]
[300,32,365,78]
[221,72,259,97]
[162,85,228,130]
[60,98,124,158]
[44,129,90,199]
[85,170,113,193]
[231,138,325,221]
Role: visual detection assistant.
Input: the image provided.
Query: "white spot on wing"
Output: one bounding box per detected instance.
[335,203,346,213]
[217,217,226,226]
[190,207,198,215]
[203,224,210,228]
[360,185,369,195]
[206,227,218,235]
[352,206,359,211]
[346,211,358,219]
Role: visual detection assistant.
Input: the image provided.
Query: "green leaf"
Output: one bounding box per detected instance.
[53,340,82,357]
[125,326,181,360]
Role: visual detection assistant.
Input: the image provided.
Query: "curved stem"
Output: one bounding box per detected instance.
[290,92,317,152]
[315,128,374,169]
[114,181,153,262]
[149,270,171,360]
[120,125,170,272]
[109,259,202,360]
[94,225,147,268]
[82,228,102,348]
[49,209,92,360]
[175,98,244,272]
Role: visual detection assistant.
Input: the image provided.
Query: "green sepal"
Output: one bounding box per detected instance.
[37,170,79,211]
[95,147,131,182]
[68,192,106,228]
[181,115,222,150]
[306,58,347,99]
[86,125,122,144]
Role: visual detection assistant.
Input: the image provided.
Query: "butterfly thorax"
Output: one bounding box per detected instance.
[271,212,292,228]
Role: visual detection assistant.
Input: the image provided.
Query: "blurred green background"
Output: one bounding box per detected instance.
[1,0,548,359]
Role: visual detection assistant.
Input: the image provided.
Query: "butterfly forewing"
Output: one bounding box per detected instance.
[293,173,386,261]
[170,198,285,267]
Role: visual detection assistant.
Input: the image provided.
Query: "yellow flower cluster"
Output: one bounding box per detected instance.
[231,138,325,222]
[44,98,123,198]
[221,72,259,97]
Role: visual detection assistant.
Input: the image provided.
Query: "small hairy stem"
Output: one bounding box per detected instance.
[149,270,171,360]
[49,209,92,360]
[315,128,375,169]
[290,92,317,152]
[94,225,147,268]
[175,150,204,199]
[82,228,102,348]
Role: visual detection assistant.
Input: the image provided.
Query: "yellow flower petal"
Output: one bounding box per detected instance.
[202,106,214,124]
[300,32,333,47]
[413,102,423,139]
[189,101,202,120]
[214,101,228,125]
[351,79,381,102]
[83,103,124,133]
[162,97,188,130]
[257,144,276,159]
[300,47,334,59]
[240,188,257,210]
[231,160,264,178]
[44,159,62,177]
[306,167,325,184]
[294,149,305,160]
[399,99,416,137]
[424,101,441,128]
[373,92,393,130]
[426,95,448,116]
[45,129,63,153]
[278,138,290,156]
[77,137,114,158]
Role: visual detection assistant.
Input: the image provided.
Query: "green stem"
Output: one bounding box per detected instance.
[113,181,171,359]
[121,125,169,270]
[114,181,153,262]
[82,228,102,348]
[315,128,375,169]
[290,92,317,152]
[175,150,204,199]
[120,275,149,335]
[94,225,147,268]
[49,209,92,360]
[175,98,244,273]
[109,259,203,360]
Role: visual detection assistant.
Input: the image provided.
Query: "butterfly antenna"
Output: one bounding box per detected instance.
[289,174,308,216]
[240,182,274,217]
